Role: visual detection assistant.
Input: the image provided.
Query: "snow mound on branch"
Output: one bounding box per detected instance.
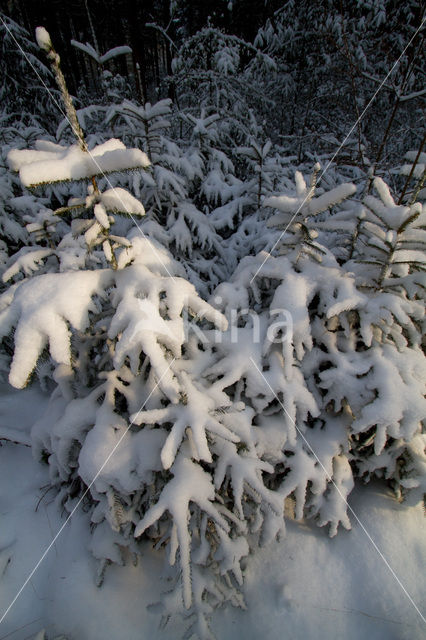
[8,139,150,188]
[100,187,145,216]
[71,39,132,64]
[265,181,356,221]
[0,270,113,388]
[35,26,52,52]
[109,263,228,402]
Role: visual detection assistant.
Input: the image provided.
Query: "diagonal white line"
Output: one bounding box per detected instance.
[0,617,42,640]
[0,357,176,625]
[249,356,426,624]
[0,15,176,281]
[250,16,426,284]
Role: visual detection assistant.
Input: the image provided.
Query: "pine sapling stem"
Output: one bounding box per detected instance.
[37,28,118,271]
[39,35,87,151]
[398,130,426,204]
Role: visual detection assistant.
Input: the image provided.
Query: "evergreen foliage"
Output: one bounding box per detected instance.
[0,11,424,639]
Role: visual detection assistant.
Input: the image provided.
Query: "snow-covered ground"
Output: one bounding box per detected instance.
[0,385,424,640]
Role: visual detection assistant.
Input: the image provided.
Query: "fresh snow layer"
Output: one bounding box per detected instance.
[0,386,424,640]
[71,40,132,64]
[8,139,150,188]
[264,182,356,222]
[0,270,114,388]
[100,187,145,216]
[35,27,52,52]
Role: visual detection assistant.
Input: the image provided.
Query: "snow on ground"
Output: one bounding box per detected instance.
[0,384,424,640]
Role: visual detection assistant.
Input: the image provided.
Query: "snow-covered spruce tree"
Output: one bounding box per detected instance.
[340,177,426,497]
[96,96,276,291]
[79,72,277,293]
[251,0,424,164]
[208,167,362,536]
[1,28,290,638]
[208,164,425,541]
[171,25,274,147]
[179,109,251,285]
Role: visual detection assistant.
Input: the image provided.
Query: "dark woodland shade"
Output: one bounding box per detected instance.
[3,0,279,93]
[2,0,424,162]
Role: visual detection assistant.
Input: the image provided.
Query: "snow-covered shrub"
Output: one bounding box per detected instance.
[341,177,426,496]
[260,166,426,507]
[2,152,276,640]
[1,23,425,640]
[0,29,285,638]
[172,26,272,145]
[212,167,363,537]
[252,0,424,161]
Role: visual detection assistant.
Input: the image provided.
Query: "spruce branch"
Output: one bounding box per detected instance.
[398,130,426,204]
